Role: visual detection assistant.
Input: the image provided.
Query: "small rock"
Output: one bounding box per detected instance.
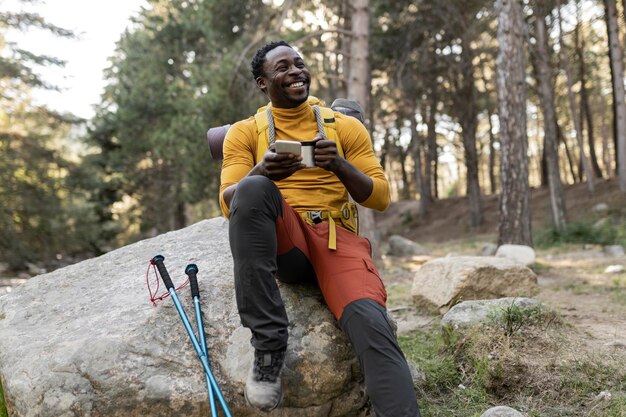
[594,391,612,401]
[496,244,536,266]
[582,243,595,250]
[604,340,626,348]
[441,297,542,329]
[480,243,498,256]
[604,245,625,257]
[604,265,625,274]
[458,383,466,390]
[592,202,610,213]
[25,262,46,276]
[480,406,524,417]
[387,235,428,257]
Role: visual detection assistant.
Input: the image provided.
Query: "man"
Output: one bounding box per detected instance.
[219,40,421,417]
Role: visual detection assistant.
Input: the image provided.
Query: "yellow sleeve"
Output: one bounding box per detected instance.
[336,114,391,211]
[219,118,257,218]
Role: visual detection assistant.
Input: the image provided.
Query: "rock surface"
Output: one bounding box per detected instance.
[480,406,525,417]
[411,256,538,313]
[495,244,536,266]
[0,218,366,417]
[604,245,625,257]
[387,235,428,257]
[441,297,542,329]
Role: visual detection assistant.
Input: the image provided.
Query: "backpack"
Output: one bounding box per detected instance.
[206,96,364,161]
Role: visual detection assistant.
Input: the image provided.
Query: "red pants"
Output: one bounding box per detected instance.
[275,200,387,320]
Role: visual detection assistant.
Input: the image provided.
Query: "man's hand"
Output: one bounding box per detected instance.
[313,134,343,172]
[250,144,305,181]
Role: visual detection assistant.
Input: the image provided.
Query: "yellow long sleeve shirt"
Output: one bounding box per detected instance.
[219,100,390,218]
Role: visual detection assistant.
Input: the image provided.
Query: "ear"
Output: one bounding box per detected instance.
[256,77,266,92]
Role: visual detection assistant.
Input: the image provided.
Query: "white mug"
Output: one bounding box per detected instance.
[301,141,316,168]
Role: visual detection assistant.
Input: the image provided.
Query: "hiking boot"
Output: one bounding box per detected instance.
[244,348,286,411]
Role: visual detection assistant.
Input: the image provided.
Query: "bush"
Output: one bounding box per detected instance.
[535,220,625,248]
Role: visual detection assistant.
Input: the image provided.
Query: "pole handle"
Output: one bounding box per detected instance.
[185,264,200,298]
[152,255,174,290]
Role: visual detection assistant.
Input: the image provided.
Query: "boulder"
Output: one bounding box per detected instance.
[387,235,428,257]
[604,245,625,257]
[480,243,498,256]
[441,297,542,329]
[592,202,610,213]
[604,265,625,274]
[411,257,538,313]
[0,218,367,417]
[480,406,524,417]
[495,244,536,266]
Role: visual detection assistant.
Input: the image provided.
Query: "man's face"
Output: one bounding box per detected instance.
[256,46,311,108]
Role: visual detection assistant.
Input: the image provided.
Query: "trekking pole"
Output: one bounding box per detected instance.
[185,264,217,417]
[151,255,232,417]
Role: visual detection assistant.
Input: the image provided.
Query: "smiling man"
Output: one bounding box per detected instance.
[219,41,421,416]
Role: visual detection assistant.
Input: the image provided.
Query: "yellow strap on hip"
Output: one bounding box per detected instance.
[299,203,358,250]
[328,216,337,250]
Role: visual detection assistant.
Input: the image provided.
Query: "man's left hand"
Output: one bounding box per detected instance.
[314,134,342,172]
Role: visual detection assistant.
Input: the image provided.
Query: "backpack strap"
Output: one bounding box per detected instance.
[254,104,344,164]
[253,107,274,164]
[311,105,343,157]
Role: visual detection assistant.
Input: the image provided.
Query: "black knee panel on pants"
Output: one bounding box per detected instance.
[340,299,421,417]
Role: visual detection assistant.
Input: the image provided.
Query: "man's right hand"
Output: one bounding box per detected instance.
[249,144,305,181]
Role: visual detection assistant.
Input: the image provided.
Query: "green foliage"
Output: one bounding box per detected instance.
[535,219,626,248]
[0,377,6,417]
[0,5,99,268]
[487,301,559,337]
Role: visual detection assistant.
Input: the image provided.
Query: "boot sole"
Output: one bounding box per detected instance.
[244,385,284,412]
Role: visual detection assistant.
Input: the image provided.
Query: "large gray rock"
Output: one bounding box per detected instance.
[441,297,542,329]
[604,245,625,257]
[387,235,428,257]
[480,406,524,417]
[0,218,366,417]
[495,244,536,266]
[411,257,538,313]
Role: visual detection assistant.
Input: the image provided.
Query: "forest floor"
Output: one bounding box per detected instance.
[376,178,626,416]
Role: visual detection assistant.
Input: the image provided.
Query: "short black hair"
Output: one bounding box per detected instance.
[250,40,292,80]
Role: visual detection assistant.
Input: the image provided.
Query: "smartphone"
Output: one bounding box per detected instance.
[274,140,302,155]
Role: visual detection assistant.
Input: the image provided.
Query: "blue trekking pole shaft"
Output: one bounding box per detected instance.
[152,256,232,417]
[186,264,217,417]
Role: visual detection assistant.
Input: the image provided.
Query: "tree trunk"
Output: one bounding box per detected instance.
[496,0,532,246]
[480,68,498,194]
[346,0,381,259]
[556,2,595,194]
[604,0,626,191]
[599,94,613,176]
[420,87,437,216]
[557,124,578,182]
[533,9,567,232]
[575,10,603,178]
[410,107,425,206]
[459,34,483,227]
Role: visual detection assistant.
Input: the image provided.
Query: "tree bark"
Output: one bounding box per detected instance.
[556,2,595,194]
[604,0,626,191]
[575,9,603,178]
[421,86,437,215]
[532,9,567,232]
[459,34,483,227]
[346,0,381,260]
[496,0,532,246]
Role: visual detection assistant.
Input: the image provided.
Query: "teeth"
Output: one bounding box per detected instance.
[290,82,304,88]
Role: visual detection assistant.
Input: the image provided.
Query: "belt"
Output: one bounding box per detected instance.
[299,203,359,250]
